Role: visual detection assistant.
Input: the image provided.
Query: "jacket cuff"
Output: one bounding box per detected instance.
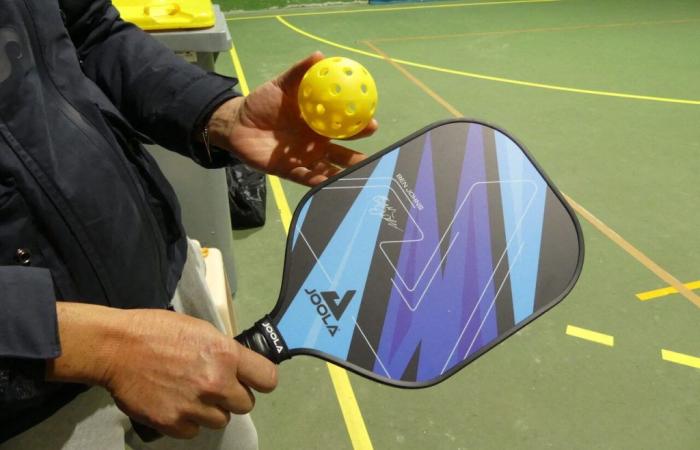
[158,72,241,168]
[0,267,60,359]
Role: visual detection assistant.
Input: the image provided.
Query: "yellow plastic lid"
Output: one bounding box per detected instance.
[113,0,215,31]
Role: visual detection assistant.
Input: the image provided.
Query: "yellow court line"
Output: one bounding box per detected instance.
[363,40,462,117]
[229,40,374,450]
[327,365,374,450]
[661,349,700,369]
[276,16,700,105]
[227,0,559,21]
[364,39,700,310]
[636,280,700,301]
[369,17,700,43]
[566,325,615,347]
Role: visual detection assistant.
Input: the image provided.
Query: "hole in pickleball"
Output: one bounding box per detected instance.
[302,87,312,98]
[344,68,353,76]
[312,119,326,130]
[346,103,356,115]
[361,84,368,94]
[332,121,342,130]
[330,84,341,95]
[319,67,329,77]
[316,104,325,114]
[333,57,342,63]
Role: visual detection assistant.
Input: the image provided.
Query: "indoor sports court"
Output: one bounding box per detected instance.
[218,0,699,449]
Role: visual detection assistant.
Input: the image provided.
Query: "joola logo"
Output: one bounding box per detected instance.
[304,288,357,337]
[261,321,284,354]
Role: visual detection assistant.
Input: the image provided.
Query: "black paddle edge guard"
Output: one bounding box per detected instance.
[235,316,292,364]
[267,118,585,389]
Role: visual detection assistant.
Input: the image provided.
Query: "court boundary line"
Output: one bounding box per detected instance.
[636,280,700,301]
[364,39,700,309]
[276,16,700,105]
[566,325,615,347]
[368,17,700,43]
[228,40,375,450]
[227,0,559,21]
[661,349,700,369]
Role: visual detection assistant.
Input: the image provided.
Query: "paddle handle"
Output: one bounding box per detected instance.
[234,316,291,364]
[131,316,289,442]
[131,421,162,442]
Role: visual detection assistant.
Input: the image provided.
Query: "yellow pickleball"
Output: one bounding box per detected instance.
[298,57,377,139]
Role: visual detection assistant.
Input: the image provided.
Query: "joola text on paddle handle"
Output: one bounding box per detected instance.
[234,316,291,364]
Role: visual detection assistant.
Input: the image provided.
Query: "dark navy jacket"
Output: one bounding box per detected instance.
[0,0,239,440]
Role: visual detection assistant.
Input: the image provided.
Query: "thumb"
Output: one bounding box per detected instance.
[275,51,325,94]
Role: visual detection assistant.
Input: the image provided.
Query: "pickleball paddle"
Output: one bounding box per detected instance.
[134,119,584,441]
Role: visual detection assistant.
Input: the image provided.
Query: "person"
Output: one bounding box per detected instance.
[0,0,377,448]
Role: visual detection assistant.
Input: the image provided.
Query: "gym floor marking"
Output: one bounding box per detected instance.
[636,280,700,301]
[661,349,700,369]
[566,195,700,309]
[227,0,558,21]
[367,17,700,43]
[276,16,700,105]
[229,41,374,450]
[359,37,700,312]
[565,325,614,347]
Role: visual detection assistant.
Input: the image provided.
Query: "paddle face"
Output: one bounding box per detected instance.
[269,119,583,387]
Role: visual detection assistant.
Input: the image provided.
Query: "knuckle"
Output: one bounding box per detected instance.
[211,412,231,430]
[151,409,180,429]
[198,372,228,398]
[173,424,199,440]
[233,394,255,414]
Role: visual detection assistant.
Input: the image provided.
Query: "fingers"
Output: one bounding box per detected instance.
[217,382,256,414]
[276,51,325,94]
[326,143,367,168]
[286,166,329,187]
[235,345,279,393]
[188,405,231,430]
[344,119,379,141]
[163,420,200,440]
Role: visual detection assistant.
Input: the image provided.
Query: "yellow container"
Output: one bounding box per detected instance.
[113,0,215,31]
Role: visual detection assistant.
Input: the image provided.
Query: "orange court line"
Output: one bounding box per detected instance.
[565,196,700,309]
[367,40,700,309]
[363,40,462,117]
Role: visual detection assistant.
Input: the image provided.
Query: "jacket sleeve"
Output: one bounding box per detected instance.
[0,267,60,359]
[59,0,240,168]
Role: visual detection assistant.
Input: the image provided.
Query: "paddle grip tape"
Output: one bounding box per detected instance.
[235,316,291,364]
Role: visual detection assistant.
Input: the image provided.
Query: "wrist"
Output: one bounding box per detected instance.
[46,302,130,387]
[204,96,245,150]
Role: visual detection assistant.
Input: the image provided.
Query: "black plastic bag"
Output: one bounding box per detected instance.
[226,162,266,229]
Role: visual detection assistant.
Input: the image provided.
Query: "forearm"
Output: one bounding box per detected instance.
[61,0,239,165]
[46,302,128,386]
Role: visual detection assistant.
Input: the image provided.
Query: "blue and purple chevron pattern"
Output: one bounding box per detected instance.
[275,121,582,386]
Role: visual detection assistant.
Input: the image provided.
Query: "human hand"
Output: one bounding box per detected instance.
[47,303,277,439]
[207,52,378,186]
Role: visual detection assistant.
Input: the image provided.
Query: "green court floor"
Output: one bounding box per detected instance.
[218,1,700,448]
